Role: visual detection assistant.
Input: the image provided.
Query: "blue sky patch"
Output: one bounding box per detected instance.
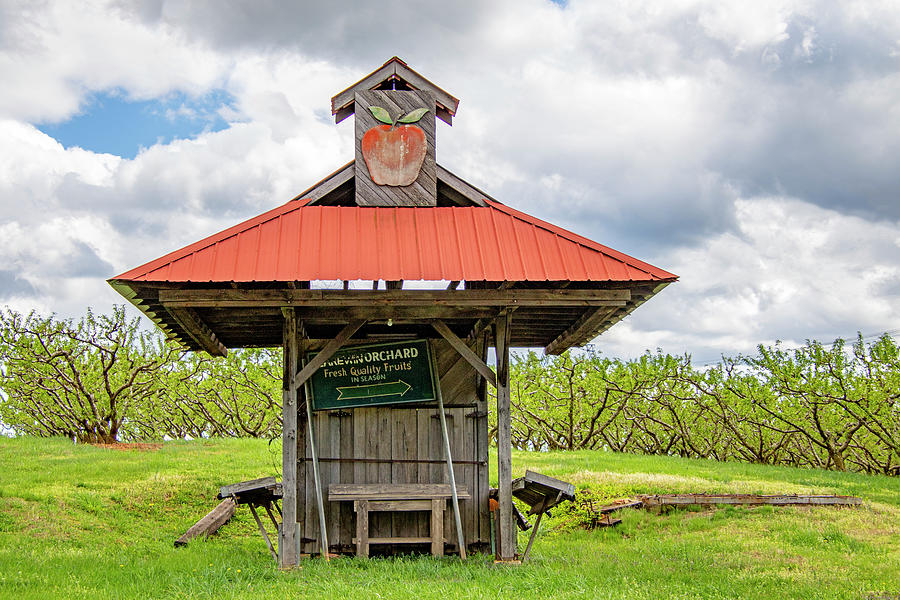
[36,88,236,159]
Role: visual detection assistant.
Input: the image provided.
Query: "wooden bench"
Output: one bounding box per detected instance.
[328,484,470,557]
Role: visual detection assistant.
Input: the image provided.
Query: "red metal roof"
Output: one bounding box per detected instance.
[112,199,676,283]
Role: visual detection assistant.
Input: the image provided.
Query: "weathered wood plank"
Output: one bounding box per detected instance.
[328,484,470,500]
[511,470,576,507]
[366,499,432,511]
[174,498,235,547]
[355,536,434,544]
[639,494,862,507]
[355,499,369,558]
[219,477,279,499]
[392,409,418,540]
[159,288,631,308]
[416,408,435,539]
[431,498,444,556]
[372,408,393,540]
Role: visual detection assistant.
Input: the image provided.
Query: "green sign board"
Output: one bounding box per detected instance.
[308,339,436,411]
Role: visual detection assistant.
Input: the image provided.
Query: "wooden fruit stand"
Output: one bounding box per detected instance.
[109,57,677,566]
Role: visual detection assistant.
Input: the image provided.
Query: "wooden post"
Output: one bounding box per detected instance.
[430,340,467,559]
[494,311,515,560]
[280,309,299,567]
[521,511,543,562]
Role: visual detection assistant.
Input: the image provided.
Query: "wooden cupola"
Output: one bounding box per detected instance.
[331,57,459,208]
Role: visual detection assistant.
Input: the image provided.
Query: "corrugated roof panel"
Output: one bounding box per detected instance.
[429,209,458,280]
[211,233,238,281]
[418,209,448,280]
[396,209,423,280]
[471,207,503,280]
[557,236,587,281]
[274,210,300,281]
[495,209,527,280]
[534,227,566,279]
[318,207,341,280]
[111,201,677,284]
[379,210,404,281]
[511,219,544,280]
[234,225,260,280]
[298,207,321,280]
[255,217,281,281]
[192,245,217,282]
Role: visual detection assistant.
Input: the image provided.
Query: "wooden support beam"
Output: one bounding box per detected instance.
[279,308,299,568]
[166,306,228,357]
[544,306,619,355]
[159,288,630,308]
[639,494,862,507]
[436,165,489,207]
[466,307,516,345]
[290,161,354,204]
[494,311,515,560]
[295,306,497,322]
[249,502,278,561]
[292,320,366,392]
[174,498,235,547]
[431,320,497,389]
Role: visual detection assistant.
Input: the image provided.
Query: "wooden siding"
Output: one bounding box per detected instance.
[295,338,489,555]
[354,90,437,207]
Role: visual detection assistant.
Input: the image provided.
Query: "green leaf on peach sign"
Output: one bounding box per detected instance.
[368,106,394,125]
[398,108,430,124]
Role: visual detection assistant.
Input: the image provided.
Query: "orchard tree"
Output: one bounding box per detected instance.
[0,306,179,443]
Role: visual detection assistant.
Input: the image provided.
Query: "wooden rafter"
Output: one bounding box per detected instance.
[431,320,497,389]
[435,165,489,207]
[166,306,228,357]
[544,306,620,355]
[290,162,354,204]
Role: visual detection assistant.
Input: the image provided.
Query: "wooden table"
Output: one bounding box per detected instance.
[328,484,470,557]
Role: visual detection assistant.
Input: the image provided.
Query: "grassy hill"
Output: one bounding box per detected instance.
[0,436,897,599]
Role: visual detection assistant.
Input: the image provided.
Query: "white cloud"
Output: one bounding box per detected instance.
[1,0,899,359]
[600,196,900,361]
[0,0,228,122]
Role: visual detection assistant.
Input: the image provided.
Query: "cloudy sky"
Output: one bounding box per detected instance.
[1,0,899,363]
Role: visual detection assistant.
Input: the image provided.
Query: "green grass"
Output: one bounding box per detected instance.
[0,437,897,599]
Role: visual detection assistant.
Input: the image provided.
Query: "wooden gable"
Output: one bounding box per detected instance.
[331,57,459,126]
